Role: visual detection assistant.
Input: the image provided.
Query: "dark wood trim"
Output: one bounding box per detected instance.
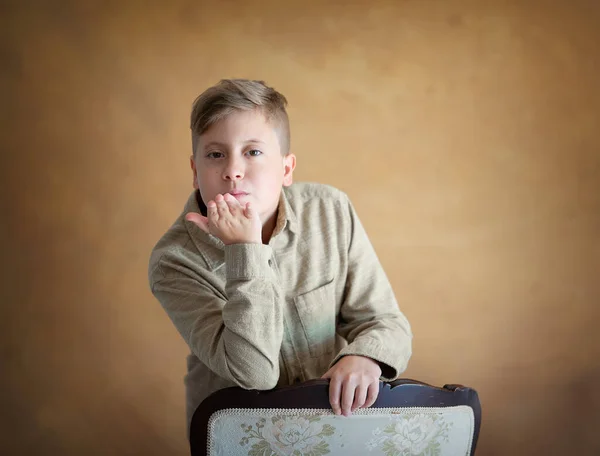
[190,379,481,455]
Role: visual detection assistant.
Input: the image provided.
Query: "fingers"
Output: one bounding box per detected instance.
[364,381,380,408]
[338,380,379,416]
[324,377,379,417]
[322,356,383,418]
[187,198,219,232]
[213,193,244,219]
[197,194,262,245]
[243,202,255,220]
[185,212,209,232]
[223,193,242,215]
[352,383,368,413]
[215,194,229,217]
[328,376,361,417]
[327,377,342,416]
[207,200,218,221]
[341,381,355,417]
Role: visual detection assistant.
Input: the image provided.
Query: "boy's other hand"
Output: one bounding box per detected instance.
[185,193,262,245]
[321,355,381,417]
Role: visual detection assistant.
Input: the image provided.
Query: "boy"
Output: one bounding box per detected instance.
[148,79,412,434]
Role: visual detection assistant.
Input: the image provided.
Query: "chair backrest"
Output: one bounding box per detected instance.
[190,378,481,455]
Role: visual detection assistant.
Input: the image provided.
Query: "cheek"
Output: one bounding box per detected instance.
[261,175,285,202]
[198,168,219,182]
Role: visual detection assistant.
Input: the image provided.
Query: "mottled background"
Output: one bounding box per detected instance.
[1,0,599,454]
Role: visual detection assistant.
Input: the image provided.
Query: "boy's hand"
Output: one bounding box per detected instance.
[185,193,262,245]
[321,355,381,417]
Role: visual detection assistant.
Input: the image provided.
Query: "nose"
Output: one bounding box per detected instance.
[222,156,244,181]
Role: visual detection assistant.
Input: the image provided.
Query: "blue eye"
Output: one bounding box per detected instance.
[247,149,262,157]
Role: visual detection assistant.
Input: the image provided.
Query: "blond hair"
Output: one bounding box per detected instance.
[190,79,290,155]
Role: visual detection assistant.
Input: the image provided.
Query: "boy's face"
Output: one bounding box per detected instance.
[190,109,296,225]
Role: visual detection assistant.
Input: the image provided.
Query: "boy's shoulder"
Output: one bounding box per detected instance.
[282,182,355,232]
[283,182,349,206]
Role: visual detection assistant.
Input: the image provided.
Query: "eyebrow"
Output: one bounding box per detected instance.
[203,139,265,149]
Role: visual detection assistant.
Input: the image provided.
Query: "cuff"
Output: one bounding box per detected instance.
[224,243,274,280]
[329,337,411,382]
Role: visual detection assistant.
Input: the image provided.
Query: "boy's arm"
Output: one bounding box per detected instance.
[150,242,284,390]
[331,195,413,381]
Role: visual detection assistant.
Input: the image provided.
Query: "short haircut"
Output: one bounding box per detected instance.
[190,79,290,155]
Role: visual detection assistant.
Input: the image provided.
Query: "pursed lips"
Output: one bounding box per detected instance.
[227,190,250,199]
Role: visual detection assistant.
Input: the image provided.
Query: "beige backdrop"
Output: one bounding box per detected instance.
[1,0,599,454]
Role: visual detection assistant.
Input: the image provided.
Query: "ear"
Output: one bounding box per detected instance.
[282,153,296,187]
[190,155,199,189]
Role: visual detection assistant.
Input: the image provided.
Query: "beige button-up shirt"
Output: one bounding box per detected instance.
[148,183,412,430]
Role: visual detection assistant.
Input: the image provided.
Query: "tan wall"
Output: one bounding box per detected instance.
[2,1,599,454]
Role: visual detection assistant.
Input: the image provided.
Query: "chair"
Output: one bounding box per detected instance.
[190,378,481,455]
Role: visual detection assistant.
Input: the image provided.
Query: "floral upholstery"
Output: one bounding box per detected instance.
[190,380,481,456]
[207,406,475,456]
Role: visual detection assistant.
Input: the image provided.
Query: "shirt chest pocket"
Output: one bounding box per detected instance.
[293,278,336,359]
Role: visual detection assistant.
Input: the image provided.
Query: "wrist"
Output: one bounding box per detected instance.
[222,237,261,246]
